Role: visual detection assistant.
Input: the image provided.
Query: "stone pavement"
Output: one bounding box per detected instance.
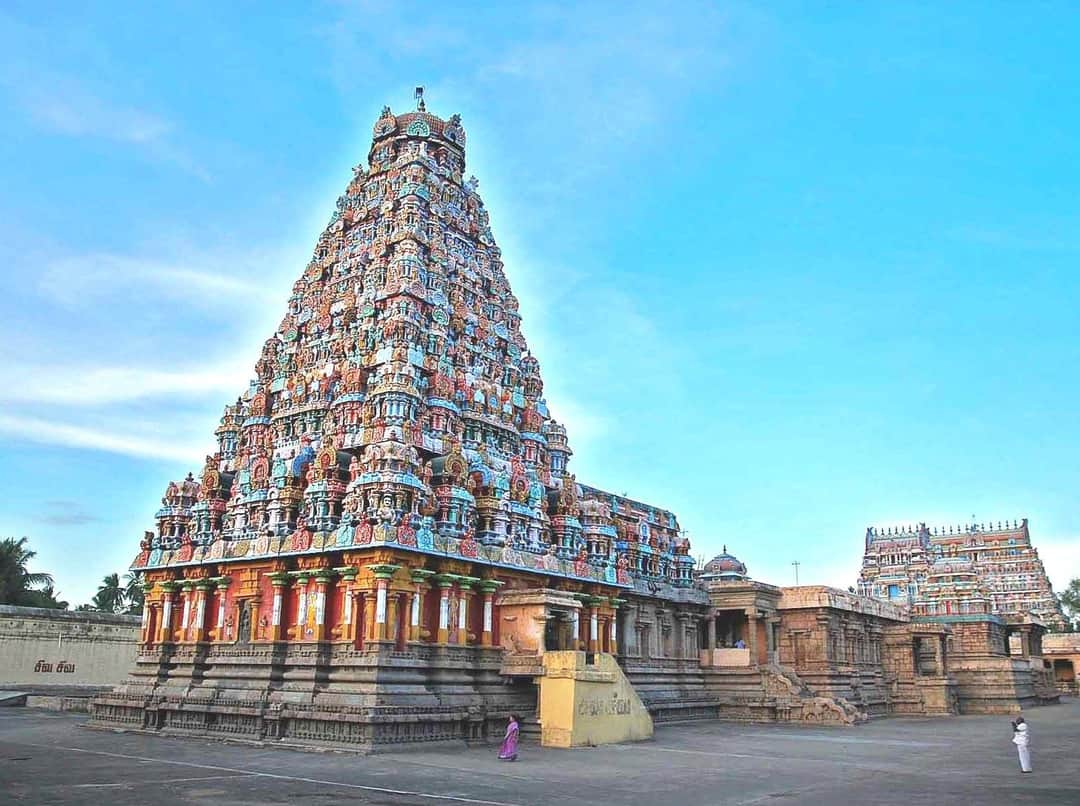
[1,700,1078,805]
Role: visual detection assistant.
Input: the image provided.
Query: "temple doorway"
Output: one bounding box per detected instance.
[236,600,252,645]
[544,610,574,651]
[145,606,159,646]
[544,616,559,651]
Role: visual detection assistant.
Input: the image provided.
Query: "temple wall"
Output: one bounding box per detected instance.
[1043,633,1080,695]
[927,619,1057,713]
[881,624,958,715]
[776,591,900,716]
[91,554,684,750]
[93,640,536,751]
[0,605,140,693]
[617,596,720,721]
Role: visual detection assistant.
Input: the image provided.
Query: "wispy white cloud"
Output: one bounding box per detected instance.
[1,60,210,181]
[0,412,210,463]
[0,357,251,406]
[40,500,100,526]
[0,237,307,463]
[28,91,172,145]
[35,249,288,309]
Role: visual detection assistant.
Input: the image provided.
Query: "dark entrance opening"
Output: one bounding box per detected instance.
[237,600,253,646]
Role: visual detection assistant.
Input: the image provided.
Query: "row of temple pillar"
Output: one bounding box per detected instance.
[701,608,780,664]
[143,566,508,648]
[567,595,620,654]
[146,577,232,644]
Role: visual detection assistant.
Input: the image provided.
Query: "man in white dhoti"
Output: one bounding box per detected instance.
[1012,716,1032,773]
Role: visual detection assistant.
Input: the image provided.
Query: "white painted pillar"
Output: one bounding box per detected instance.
[375,584,387,624]
[271,588,283,626]
[296,585,308,626]
[439,589,450,630]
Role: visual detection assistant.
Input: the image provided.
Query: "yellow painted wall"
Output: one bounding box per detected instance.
[538,651,653,748]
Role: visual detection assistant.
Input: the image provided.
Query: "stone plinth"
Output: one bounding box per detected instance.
[538,651,653,748]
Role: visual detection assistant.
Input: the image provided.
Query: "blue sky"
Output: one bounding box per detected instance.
[1,2,1078,606]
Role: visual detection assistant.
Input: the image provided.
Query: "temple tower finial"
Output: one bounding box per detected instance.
[415,85,426,112]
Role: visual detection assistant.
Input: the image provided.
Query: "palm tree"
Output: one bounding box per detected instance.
[123,572,144,615]
[20,583,69,610]
[93,573,125,613]
[0,537,54,605]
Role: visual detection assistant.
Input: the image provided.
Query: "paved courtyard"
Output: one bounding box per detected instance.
[2,699,1078,805]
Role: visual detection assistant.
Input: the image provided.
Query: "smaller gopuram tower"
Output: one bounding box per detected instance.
[859,519,1064,630]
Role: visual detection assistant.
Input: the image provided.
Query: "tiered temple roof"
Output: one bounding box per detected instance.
[130,97,695,596]
[858,519,1064,628]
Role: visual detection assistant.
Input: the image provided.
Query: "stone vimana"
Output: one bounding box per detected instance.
[91,93,1062,751]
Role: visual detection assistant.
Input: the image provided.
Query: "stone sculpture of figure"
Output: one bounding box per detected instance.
[377,493,395,525]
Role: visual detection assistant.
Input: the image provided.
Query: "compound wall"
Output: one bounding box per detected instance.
[0,605,140,693]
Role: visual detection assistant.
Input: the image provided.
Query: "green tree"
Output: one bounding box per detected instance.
[19,583,69,610]
[0,536,60,607]
[92,572,125,613]
[123,572,144,615]
[1058,578,1080,632]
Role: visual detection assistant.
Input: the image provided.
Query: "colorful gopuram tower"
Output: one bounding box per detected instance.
[858,519,1064,629]
[90,94,705,750]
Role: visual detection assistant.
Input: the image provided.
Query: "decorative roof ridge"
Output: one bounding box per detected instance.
[866,517,1028,540]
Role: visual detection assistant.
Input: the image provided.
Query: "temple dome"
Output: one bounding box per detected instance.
[701,545,748,580]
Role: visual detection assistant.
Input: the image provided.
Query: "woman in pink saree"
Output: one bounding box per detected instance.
[498,714,519,761]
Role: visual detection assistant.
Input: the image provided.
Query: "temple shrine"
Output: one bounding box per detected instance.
[91,93,1061,751]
